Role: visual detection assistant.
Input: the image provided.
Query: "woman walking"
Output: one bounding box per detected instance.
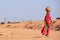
[41,6,53,36]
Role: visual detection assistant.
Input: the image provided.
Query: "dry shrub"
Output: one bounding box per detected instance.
[54,25,60,31]
[0,34,3,36]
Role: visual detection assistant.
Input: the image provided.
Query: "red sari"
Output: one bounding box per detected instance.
[41,13,53,36]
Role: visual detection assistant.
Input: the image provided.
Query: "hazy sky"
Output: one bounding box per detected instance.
[0,0,60,22]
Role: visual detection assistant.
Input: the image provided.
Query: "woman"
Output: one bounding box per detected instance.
[41,7,53,36]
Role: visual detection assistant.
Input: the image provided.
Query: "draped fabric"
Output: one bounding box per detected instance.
[41,13,53,36]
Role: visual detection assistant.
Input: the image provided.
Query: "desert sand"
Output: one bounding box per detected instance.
[0,19,60,40]
[0,28,60,40]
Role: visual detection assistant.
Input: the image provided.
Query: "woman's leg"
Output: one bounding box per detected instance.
[46,27,50,36]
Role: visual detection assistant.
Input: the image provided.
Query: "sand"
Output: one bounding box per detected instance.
[0,19,60,40]
[0,28,60,40]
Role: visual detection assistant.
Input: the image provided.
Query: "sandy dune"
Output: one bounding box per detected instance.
[0,19,60,40]
[0,28,60,40]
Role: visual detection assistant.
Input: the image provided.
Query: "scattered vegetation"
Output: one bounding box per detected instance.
[55,25,60,31]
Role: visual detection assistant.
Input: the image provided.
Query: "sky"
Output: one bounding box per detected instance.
[0,0,60,22]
